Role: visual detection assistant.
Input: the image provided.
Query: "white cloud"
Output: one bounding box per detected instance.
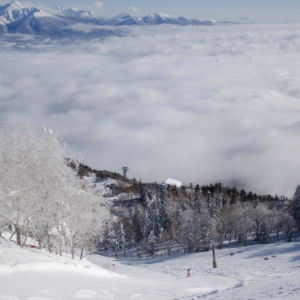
[1,23,300,197]
[94,1,103,9]
[130,6,139,12]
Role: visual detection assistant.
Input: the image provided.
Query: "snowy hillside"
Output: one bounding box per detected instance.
[1,228,300,299]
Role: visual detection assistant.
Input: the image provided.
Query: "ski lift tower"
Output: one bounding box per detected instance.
[122,167,129,181]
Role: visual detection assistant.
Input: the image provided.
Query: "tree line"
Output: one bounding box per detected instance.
[101,182,300,257]
[1,123,300,260]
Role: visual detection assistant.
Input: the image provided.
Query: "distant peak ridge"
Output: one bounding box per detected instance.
[0,1,239,35]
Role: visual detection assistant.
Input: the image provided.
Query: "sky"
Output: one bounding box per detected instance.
[5,0,300,23]
[1,23,300,197]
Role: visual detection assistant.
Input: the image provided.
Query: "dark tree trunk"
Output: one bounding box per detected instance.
[80,245,84,260]
[15,225,22,246]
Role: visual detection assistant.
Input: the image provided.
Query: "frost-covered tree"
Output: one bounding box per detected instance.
[0,124,71,246]
[118,206,133,247]
[146,230,157,257]
[102,219,115,250]
[231,203,254,246]
[141,186,156,205]
[253,204,272,244]
[277,195,287,211]
[0,124,109,259]
[66,184,107,259]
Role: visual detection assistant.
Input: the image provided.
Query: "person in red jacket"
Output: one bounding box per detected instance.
[187,269,191,277]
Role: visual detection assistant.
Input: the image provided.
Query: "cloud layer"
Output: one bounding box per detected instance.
[1,23,300,196]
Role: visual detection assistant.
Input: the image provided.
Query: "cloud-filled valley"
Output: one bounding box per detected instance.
[1,23,300,196]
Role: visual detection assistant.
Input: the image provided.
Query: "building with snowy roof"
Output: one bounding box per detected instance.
[160,178,182,188]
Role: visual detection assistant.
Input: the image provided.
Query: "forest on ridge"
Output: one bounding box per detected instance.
[1,124,300,259]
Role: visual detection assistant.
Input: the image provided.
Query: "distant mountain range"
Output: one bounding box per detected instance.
[0,1,239,35]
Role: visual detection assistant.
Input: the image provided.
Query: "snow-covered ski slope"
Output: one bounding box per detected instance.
[1,230,300,299]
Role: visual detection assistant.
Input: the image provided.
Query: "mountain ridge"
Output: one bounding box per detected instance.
[0,1,240,35]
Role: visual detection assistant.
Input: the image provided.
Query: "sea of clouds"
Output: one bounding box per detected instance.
[1,23,300,196]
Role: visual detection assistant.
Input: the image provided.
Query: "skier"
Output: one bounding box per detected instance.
[187,269,191,277]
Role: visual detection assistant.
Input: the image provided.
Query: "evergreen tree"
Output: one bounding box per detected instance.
[285,216,295,242]
[207,196,219,218]
[180,201,189,211]
[141,186,155,205]
[193,197,203,214]
[277,195,287,210]
[116,223,126,251]
[198,204,211,251]
[133,204,144,243]
[292,185,300,229]
[184,217,195,253]
[147,200,162,238]
[158,187,173,231]
[260,221,270,244]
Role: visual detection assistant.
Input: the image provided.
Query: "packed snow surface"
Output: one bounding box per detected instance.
[1,230,300,299]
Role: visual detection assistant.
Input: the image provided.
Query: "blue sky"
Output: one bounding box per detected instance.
[23,0,300,22]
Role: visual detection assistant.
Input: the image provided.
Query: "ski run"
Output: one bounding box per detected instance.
[0,229,300,299]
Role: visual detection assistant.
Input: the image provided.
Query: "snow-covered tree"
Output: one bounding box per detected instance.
[193,197,203,214]
[141,186,156,205]
[65,183,108,259]
[253,204,272,244]
[102,219,115,250]
[0,124,109,259]
[146,230,157,257]
[0,124,70,246]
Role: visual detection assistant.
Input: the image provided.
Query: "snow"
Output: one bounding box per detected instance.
[1,1,27,12]
[161,178,182,187]
[33,10,53,18]
[156,13,177,20]
[2,228,300,299]
[53,6,104,20]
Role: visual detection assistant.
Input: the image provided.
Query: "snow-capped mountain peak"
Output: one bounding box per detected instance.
[155,13,177,20]
[0,1,38,25]
[112,12,133,19]
[0,0,27,12]
[53,6,106,20]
